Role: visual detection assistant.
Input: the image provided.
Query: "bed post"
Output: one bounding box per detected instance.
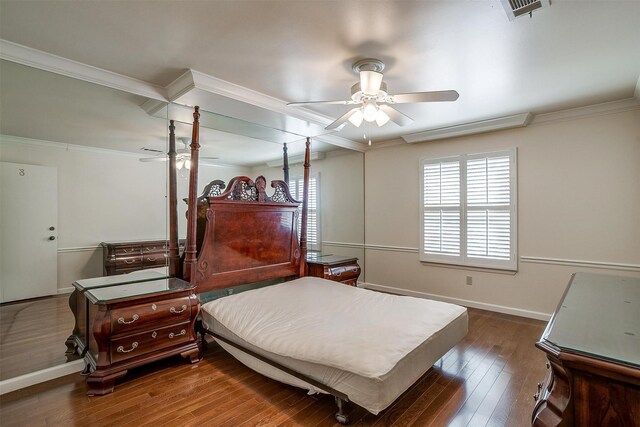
[183,106,200,282]
[282,143,289,183]
[167,120,181,277]
[299,137,310,277]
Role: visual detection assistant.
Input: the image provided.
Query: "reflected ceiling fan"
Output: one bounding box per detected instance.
[288,59,459,131]
[139,138,219,170]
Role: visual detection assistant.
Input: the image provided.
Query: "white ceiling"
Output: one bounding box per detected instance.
[0,0,639,146]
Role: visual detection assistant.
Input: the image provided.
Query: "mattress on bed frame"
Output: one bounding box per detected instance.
[200,277,468,414]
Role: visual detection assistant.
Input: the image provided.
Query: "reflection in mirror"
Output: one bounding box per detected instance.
[0,60,168,382]
[166,103,365,277]
[0,62,364,389]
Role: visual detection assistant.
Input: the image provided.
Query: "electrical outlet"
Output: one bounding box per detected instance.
[466,276,473,286]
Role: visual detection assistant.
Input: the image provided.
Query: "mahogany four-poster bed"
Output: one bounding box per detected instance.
[168,107,468,424]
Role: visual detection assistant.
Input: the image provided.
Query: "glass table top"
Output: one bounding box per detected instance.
[86,277,193,303]
[74,267,169,290]
[544,272,639,367]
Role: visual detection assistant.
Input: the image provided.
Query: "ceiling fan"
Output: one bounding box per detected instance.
[139,138,219,170]
[288,59,459,131]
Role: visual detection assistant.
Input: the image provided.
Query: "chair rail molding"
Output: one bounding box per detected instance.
[520,256,640,272]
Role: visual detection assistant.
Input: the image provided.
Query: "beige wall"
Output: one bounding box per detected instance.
[253,149,365,275]
[363,109,640,318]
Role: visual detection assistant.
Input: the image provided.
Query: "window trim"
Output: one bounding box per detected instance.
[419,148,518,271]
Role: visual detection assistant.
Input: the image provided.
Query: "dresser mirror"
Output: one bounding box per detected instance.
[0,60,364,386]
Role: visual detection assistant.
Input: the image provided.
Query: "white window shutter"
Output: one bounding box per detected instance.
[289,175,320,251]
[421,159,462,262]
[421,149,517,270]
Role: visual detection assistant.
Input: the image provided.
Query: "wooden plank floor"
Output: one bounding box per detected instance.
[0,295,75,380]
[0,308,547,426]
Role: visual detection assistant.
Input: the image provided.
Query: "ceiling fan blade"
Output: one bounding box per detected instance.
[390,90,459,104]
[379,105,414,127]
[288,99,353,106]
[139,157,167,162]
[325,108,359,130]
[360,70,383,95]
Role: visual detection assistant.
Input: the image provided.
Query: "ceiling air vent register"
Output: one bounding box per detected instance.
[501,0,550,20]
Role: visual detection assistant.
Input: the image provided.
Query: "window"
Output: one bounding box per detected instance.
[289,174,320,251]
[420,148,517,270]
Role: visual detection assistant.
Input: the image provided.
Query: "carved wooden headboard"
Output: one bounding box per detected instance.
[168,106,311,294]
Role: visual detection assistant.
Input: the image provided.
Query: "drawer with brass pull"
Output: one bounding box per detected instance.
[111,296,192,335]
[76,277,200,396]
[307,256,361,286]
[101,239,184,276]
[110,322,192,363]
[113,255,143,269]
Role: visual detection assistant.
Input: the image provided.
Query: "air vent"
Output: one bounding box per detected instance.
[501,0,549,20]
[140,147,163,153]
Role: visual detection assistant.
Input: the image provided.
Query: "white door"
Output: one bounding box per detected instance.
[0,162,58,302]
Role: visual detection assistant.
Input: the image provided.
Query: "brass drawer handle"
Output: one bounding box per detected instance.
[146,256,157,261]
[124,259,137,264]
[170,305,187,314]
[117,314,139,324]
[169,329,186,339]
[117,342,138,353]
[122,248,136,254]
[145,247,156,251]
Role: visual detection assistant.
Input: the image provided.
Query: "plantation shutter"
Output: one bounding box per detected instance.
[420,149,517,270]
[289,175,320,251]
[421,159,462,262]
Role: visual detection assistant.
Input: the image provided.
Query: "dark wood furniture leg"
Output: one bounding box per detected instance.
[335,396,350,425]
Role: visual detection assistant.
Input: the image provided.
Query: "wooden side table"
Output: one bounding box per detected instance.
[307,254,361,286]
[69,276,200,396]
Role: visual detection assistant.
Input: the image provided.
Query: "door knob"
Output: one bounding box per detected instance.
[49,236,56,241]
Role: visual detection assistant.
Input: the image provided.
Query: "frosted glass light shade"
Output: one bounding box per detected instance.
[375,109,390,126]
[348,109,364,127]
[363,102,378,122]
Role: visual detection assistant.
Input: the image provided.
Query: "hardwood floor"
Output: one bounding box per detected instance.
[0,295,75,380]
[0,308,547,426]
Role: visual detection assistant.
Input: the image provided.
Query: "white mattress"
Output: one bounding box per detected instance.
[201,276,467,414]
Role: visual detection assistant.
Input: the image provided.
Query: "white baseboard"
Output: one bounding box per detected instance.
[57,287,74,294]
[362,282,551,321]
[0,359,84,395]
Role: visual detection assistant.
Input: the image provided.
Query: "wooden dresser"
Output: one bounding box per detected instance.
[307,254,361,286]
[66,273,200,395]
[101,239,185,276]
[532,273,640,426]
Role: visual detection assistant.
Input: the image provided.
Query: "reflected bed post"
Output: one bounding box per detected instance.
[167,120,181,277]
[299,137,310,277]
[183,106,200,282]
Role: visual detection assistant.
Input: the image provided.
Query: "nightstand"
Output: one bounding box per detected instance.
[307,254,361,286]
[77,277,200,395]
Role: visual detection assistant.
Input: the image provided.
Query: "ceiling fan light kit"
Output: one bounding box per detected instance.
[288,58,459,132]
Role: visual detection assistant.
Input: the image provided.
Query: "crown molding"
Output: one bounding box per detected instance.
[168,69,364,152]
[531,98,639,125]
[0,39,166,100]
[403,113,534,143]
[0,134,143,158]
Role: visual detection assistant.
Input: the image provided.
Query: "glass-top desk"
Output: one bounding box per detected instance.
[543,272,639,367]
[532,272,640,426]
